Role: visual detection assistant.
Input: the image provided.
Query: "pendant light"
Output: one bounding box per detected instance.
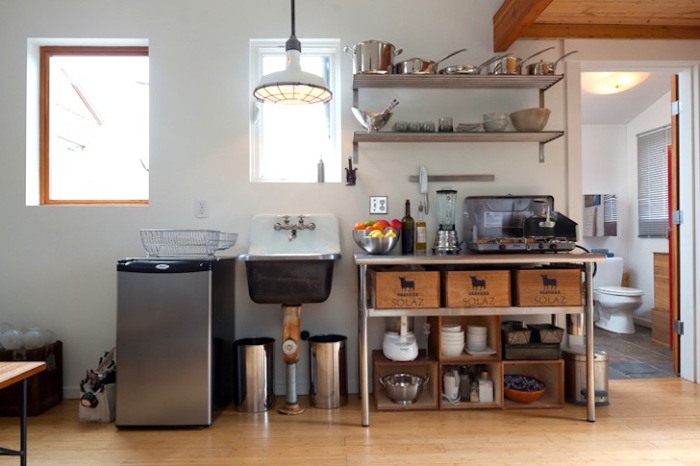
[253,0,332,105]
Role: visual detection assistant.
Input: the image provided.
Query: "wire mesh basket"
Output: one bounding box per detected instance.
[140,229,238,257]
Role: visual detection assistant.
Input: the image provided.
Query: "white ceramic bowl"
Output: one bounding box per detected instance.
[442,337,465,343]
[442,324,462,333]
[467,325,488,335]
[509,107,551,131]
[441,345,465,357]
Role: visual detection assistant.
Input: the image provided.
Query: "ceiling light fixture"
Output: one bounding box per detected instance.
[253,0,332,105]
[581,72,650,95]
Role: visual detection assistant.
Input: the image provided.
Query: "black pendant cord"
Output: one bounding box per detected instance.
[290,0,295,36]
[286,0,301,52]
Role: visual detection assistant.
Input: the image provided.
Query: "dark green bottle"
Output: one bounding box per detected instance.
[401,200,415,255]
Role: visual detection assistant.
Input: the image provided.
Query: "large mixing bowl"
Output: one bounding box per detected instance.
[380,373,428,405]
[352,229,400,255]
[509,108,551,132]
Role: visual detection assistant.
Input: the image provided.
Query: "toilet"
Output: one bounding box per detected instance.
[593,257,644,334]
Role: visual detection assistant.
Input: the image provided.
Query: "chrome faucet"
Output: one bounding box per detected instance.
[273,215,316,241]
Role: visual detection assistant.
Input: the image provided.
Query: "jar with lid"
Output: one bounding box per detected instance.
[478,370,494,403]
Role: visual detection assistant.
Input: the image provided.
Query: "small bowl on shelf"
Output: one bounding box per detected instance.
[352,228,400,255]
[504,374,546,404]
[482,112,510,132]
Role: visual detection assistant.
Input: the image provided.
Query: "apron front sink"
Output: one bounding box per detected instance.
[241,214,341,305]
[243,254,340,304]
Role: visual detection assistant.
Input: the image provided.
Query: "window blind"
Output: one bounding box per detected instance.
[637,126,671,238]
[603,194,618,236]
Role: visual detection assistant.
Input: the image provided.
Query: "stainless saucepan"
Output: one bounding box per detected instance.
[488,46,555,75]
[395,48,468,75]
[344,40,403,74]
[438,54,505,75]
[526,50,579,75]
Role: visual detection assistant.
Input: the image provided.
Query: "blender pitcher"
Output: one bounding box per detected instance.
[433,189,461,254]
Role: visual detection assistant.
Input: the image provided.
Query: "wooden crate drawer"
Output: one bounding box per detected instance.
[513,269,582,306]
[372,270,440,309]
[444,270,511,308]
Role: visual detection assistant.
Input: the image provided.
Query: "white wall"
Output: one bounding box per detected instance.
[581,93,671,325]
[1,0,571,397]
[1,1,699,396]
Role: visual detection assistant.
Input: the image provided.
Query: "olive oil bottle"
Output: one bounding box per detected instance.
[415,201,427,254]
[401,199,415,255]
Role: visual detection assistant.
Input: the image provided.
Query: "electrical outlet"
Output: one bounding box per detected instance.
[369,196,388,215]
[195,200,208,218]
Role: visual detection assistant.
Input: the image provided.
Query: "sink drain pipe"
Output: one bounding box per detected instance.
[279,305,305,415]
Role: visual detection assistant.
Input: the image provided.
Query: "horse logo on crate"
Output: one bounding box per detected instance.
[398,276,415,292]
[470,275,487,291]
[541,274,558,290]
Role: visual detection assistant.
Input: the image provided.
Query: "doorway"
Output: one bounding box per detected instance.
[577,64,691,379]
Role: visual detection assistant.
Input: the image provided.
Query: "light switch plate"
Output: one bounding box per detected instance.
[195,200,209,218]
[369,196,388,215]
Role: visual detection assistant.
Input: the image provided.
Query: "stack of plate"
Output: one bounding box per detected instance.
[441,324,465,357]
[466,326,488,353]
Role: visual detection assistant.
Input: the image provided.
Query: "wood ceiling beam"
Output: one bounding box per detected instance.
[521,23,700,40]
[493,0,554,52]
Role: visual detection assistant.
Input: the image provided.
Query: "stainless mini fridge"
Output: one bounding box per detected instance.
[115,257,235,427]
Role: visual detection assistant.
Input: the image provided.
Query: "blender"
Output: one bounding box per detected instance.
[432,188,461,254]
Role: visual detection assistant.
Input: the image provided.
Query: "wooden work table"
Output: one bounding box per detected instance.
[0,361,47,466]
[354,252,605,427]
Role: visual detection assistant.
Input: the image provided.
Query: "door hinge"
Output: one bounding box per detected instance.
[672,210,683,225]
[672,100,681,116]
[673,320,684,336]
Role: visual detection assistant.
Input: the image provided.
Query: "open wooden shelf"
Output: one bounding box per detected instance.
[372,350,439,411]
[502,359,565,409]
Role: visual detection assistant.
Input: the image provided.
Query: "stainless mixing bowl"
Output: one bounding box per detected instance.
[380,373,428,405]
[352,229,400,255]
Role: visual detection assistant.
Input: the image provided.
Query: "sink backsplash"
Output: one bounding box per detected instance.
[248,214,341,256]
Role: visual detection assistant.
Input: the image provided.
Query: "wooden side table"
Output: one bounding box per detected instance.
[0,362,47,466]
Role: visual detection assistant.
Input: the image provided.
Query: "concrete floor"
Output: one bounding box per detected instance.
[594,324,676,379]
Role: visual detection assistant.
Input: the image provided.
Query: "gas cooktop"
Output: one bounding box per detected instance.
[463,195,578,254]
[467,236,577,253]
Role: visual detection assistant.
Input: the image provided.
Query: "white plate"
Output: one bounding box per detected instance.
[465,346,497,356]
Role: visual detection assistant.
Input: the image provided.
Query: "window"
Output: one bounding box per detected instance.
[250,39,340,183]
[637,126,671,238]
[40,46,149,204]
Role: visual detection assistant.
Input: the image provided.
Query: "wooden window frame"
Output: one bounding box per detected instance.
[39,45,149,205]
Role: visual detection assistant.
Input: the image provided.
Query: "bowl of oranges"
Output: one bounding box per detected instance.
[352,219,401,255]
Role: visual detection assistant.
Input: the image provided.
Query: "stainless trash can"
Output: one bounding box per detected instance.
[233,337,274,412]
[563,349,609,406]
[309,334,348,409]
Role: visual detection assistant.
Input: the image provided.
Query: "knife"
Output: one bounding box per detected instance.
[419,165,429,214]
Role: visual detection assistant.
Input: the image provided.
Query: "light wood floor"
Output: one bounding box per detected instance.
[2,378,700,465]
